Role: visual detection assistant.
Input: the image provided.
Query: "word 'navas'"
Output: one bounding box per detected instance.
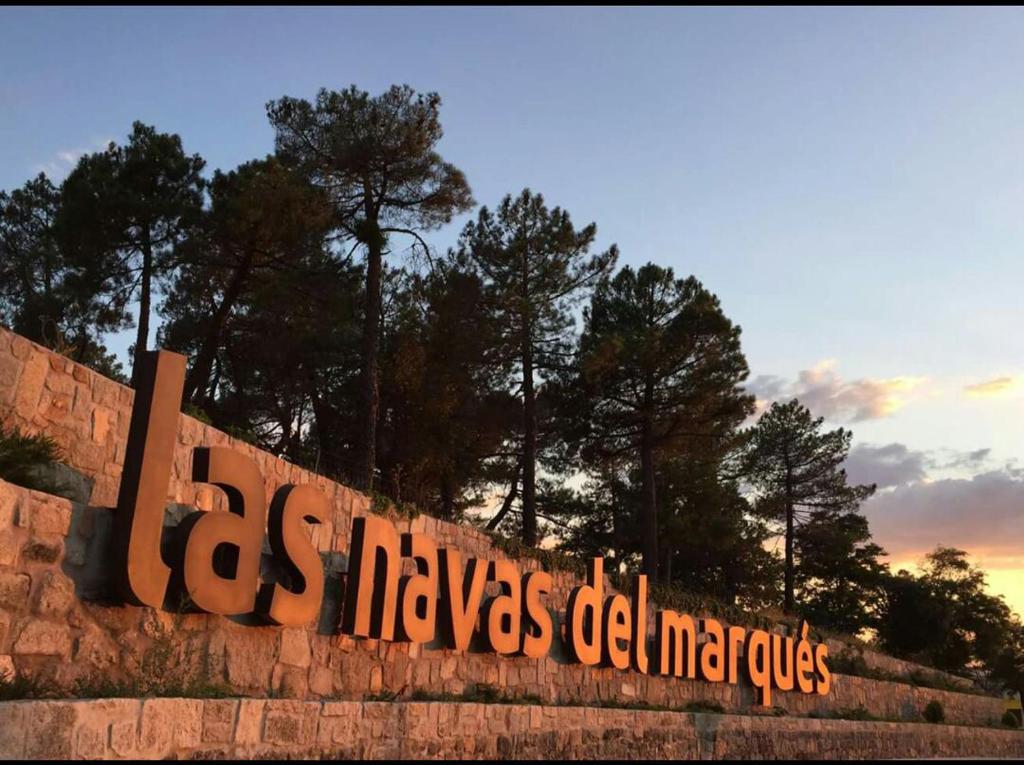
[114,350,830,705]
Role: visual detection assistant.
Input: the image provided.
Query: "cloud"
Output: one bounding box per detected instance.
[32,137,114,180]
[748,359,927,423]
[844,443,928,489]
[930,447,992,472]
[964,376,1017,398]
[863,468,1024,566]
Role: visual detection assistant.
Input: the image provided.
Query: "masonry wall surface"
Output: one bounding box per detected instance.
[1,697,1023,761]
[0,327,1006,731]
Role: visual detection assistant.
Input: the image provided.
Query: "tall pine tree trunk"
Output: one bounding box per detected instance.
[357,232,383,491]
[521,342,538,546]
[640,414,659,581]
[131,229,153,388]
[185,252,255,405]
[784,498,795,614]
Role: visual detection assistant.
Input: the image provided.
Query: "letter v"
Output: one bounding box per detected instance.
[437,548,488,651]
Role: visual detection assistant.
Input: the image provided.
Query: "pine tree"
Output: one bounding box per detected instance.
[740,399,876,613]
[457,189,617,546]
[267,85,474,491]
[0,173,125,378]
[570,263,752,580]
[57,122,205,385]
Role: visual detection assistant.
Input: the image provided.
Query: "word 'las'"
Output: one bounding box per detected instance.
[115,350,830,705]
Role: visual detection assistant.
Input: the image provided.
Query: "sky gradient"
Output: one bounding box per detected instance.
[2,7,1022,611]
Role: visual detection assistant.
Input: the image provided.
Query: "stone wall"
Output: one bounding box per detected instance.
[1,697,1022,760]
[0,327,1002,728]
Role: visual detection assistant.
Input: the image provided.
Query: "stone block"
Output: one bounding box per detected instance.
[74,724,108,759]
[139,698,178,755]
[0,529,23,567]
[0,570,30,610]
[177,699,204,749]
[202,699,239,744]
[0,702,24,759]
[0,654,13,681]
[279,627,311,668]
[22,702,75,759]
[224,628,277,690]
[234,699,266,745]
[109,719,137,757]
[14,620,72,657]
[33,570,75,616]
[29,498,72,536]
[14,351,49,421]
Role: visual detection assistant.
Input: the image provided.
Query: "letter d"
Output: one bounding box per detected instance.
[566,557,604,666]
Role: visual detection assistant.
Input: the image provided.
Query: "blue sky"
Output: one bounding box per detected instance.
[3,7,1023,607]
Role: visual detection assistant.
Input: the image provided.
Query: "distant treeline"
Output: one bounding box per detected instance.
[1,84,1021,692]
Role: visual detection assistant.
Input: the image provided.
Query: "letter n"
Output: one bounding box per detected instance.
[340,515,400,640]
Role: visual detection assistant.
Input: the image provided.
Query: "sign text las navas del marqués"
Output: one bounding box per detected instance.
[112,349,831,707]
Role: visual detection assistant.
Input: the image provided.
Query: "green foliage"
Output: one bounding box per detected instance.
[268,84,474,492]
[22,540,62,563]
[0,672,57,701]
[0,174,125,376]
[456,188,617,545]
[1001,710,1020,728]
[923,700,945,724]
[563,263,753,580]
[828,706,880,722]
[58,121,206,381]
[364,689,403,702]
[0,424,70,497]
[183,403,213,425]
[684,701,726,714]
[876,547,1024,695]
[740,399,877,615]
[795,510,889,635]
[374,265,517,519]
[74,623,230,700]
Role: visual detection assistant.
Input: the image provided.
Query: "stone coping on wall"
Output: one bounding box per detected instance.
[1,697,1022,761]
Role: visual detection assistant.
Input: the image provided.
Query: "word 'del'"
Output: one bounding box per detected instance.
[114,349,830,706]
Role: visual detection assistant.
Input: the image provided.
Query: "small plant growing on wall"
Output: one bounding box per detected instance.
[0,424,69,497]
[923,700,945,724]
[1001,710,1020,729]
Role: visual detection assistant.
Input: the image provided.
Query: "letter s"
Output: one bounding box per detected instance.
[256,484,328,627]
[813,642,831,696]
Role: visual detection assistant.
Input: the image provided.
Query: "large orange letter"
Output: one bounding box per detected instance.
[654,610,697,678]
[601,593,631,670]
[481,559,521,654]
[256,484,328,627]
[698,618,726,683]
[437,547,488,651]
[395,532,438,644]
[113,350,185,608]
[630,575,650,674]
[176,447,266,615]
[565,557,604,666]
[520,571,553,658]
[339,515,401,640]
